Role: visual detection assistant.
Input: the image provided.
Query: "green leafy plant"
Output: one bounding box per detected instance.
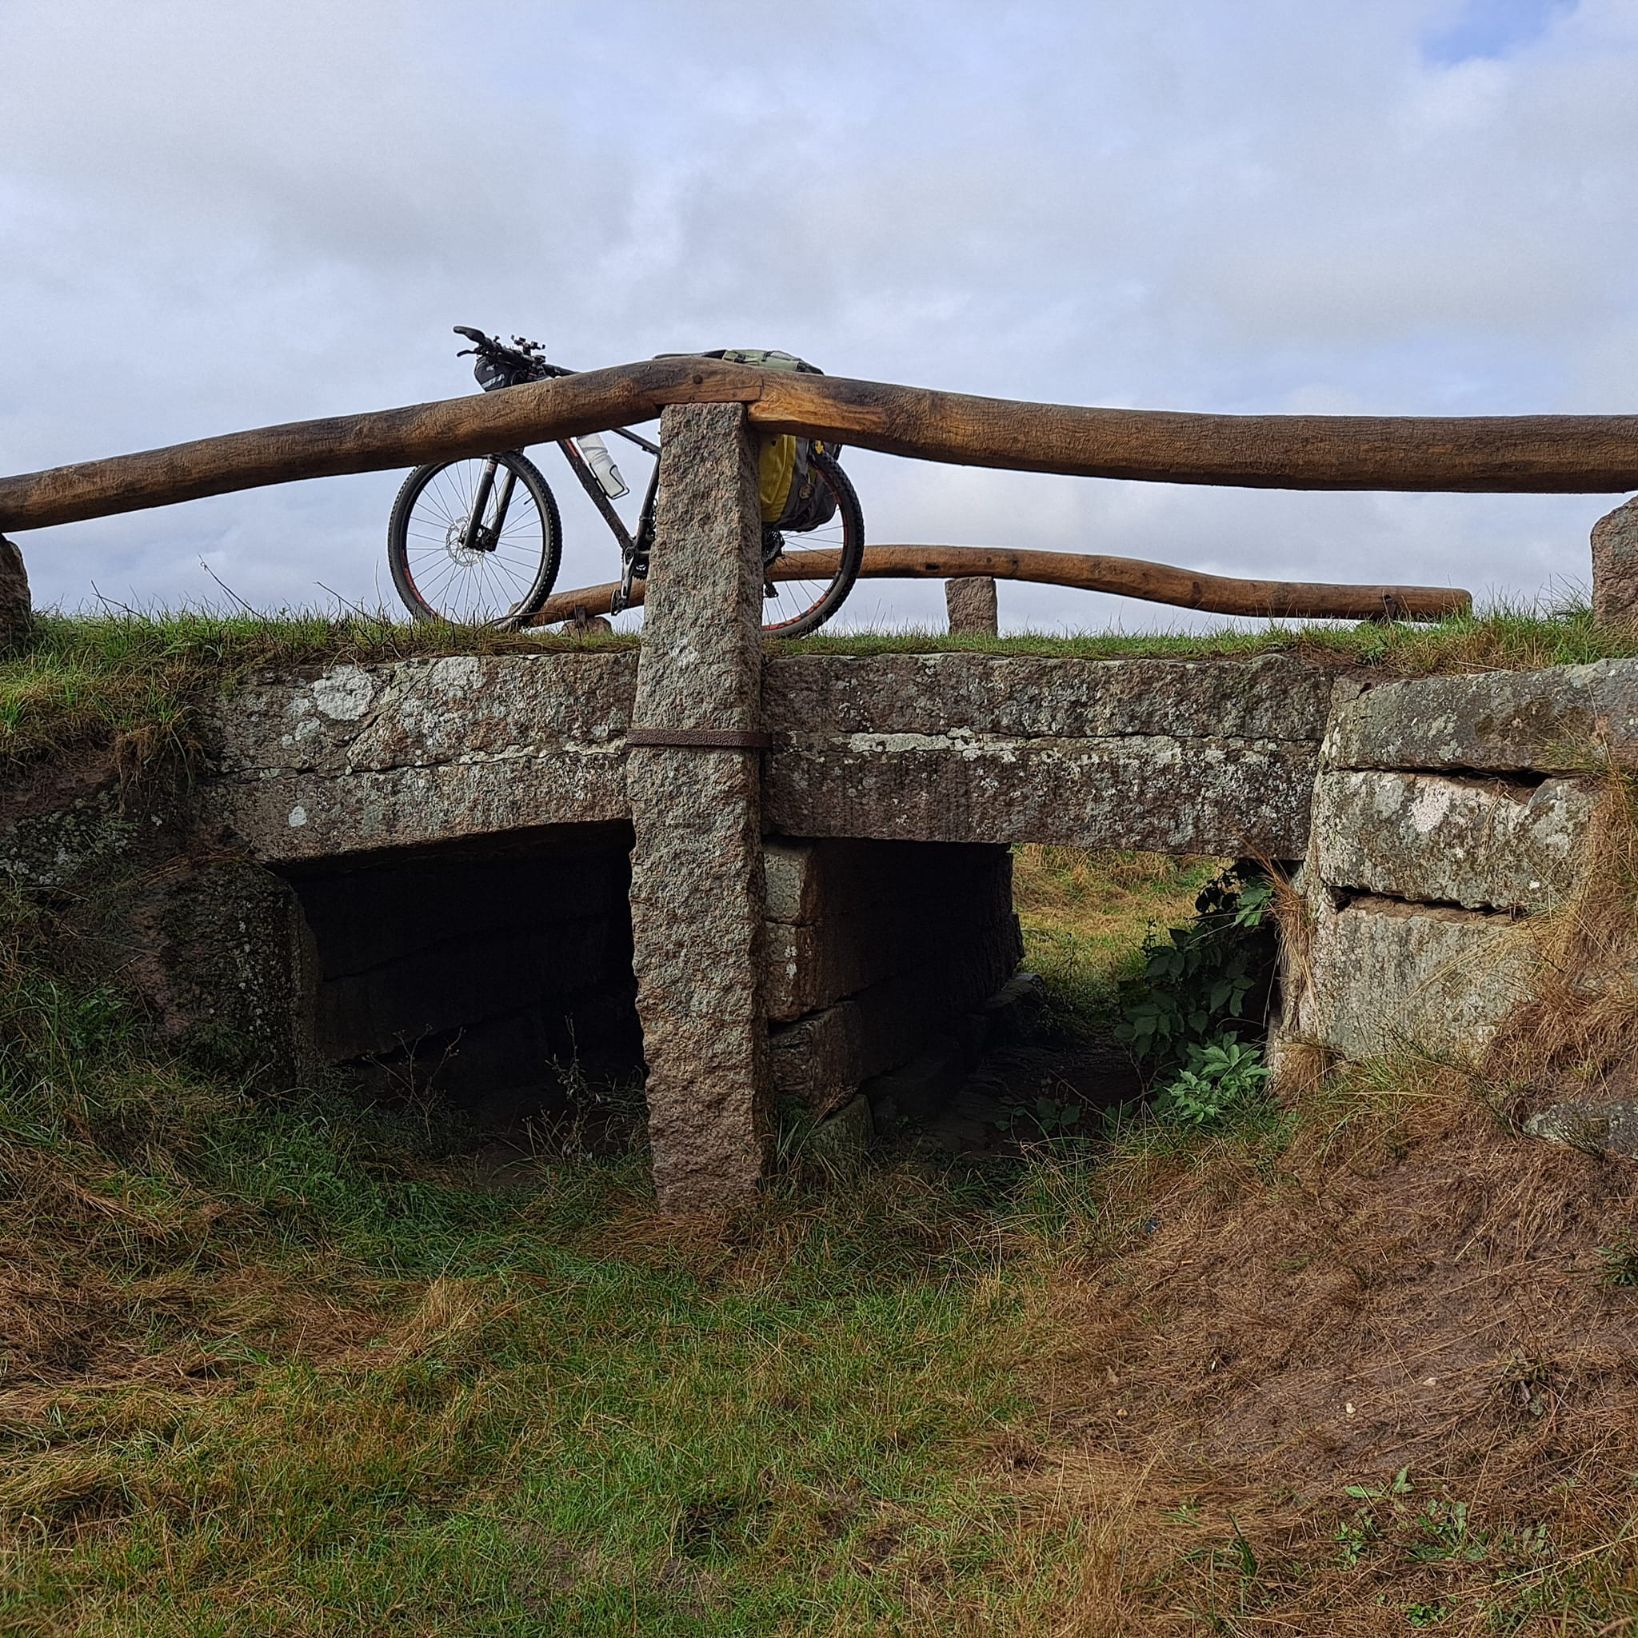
[1116,864,1277,1074]
[995,1095,1084,1138]
[1153,1037,1271,1129]
[1597,1237,1638,1287]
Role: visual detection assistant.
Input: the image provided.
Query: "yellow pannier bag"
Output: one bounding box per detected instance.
[758,434,798,524]
[700,350,842,527]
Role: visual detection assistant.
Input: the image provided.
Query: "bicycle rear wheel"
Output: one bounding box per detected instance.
[388,452,561,624]
[761,451,863,638]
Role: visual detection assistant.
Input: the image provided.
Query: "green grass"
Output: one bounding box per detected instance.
[787,598,1638,674]
[0,882,1074,1635]
[1,1159,1059,1634]
[1011,845,1217,1038]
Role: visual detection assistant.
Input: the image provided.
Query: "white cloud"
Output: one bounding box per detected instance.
[0,0,1633,626]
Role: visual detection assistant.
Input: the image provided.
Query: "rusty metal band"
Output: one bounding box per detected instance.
[626,727,774,751]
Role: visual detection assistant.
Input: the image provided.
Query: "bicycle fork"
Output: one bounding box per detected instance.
[460,457,517,552]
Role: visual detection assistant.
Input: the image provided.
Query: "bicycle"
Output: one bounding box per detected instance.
[386,327,865,637]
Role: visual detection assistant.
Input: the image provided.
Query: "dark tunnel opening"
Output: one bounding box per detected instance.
[277,822,644,1136]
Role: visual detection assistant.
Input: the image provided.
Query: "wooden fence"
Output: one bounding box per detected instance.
[4,358,1636,620]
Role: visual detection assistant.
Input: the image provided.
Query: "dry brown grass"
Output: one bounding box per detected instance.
[1003,781,1638,1631]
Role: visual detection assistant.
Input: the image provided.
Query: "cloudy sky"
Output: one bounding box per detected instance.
[3,0,1635,631]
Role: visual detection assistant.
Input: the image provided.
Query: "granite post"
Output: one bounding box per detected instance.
[625,403,771,1211]
[1592,496,1638,629]
[945,575,999,636]
[0,535,32,653]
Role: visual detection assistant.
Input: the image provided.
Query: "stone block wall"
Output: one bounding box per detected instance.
[763,840,1022,1113]
[1277,663,1631,1070]
[0,758,319,1077]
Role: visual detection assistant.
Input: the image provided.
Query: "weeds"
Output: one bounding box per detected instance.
[1151,1037,1272,1129]
[1597,1237,1638,1287]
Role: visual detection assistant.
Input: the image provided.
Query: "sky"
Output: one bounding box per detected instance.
[2,0,1636,633]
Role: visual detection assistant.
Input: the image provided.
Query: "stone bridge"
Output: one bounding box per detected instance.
[9,403,1637,1205]
[210,648,1328,862]
[190,642,1331,1204]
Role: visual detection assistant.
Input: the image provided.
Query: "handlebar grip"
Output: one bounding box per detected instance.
[453,325,490,344]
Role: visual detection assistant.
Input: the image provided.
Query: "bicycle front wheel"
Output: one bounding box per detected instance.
[761,451,864,638]
[387,452,562,624]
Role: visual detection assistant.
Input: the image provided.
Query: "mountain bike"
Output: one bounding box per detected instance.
[386,327,864,636]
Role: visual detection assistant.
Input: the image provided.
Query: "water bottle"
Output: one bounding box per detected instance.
[576,432,629,500]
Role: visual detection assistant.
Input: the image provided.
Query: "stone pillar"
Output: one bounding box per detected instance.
[625,402,771,1212]
[945,575,998,635]
[1592,497,1638,628]
[0,535,32,653]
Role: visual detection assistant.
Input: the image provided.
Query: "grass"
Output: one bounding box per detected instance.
[788,597,1638,675]
[1011,846,1217,1038]
[6,598,1638,770]
[7,607,1638,1629]
[9,840,1636,1633]
[0,612,635,767]
[0,961,1064,1631]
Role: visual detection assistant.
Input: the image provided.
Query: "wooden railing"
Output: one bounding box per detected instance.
[4,358,1635,620]
[528,546,1468,625]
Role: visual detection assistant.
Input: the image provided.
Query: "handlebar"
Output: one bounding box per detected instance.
[452,324,572,378]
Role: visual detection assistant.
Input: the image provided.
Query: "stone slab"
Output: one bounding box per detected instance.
[1325,661,1638,774]
[209,762,632,863]
[766,733,1318,856]
[217,651,638,775]
[1313,770,1596,912]
[207,651,637,861]
[1290,894,1535,1065]
[1525,1098,1638,1158]
[205,650,1334,862]
[765,652,1336,742]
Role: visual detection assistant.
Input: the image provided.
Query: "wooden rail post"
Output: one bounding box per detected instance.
[625,403,771,1212]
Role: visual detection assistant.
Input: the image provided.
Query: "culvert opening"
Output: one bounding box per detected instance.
[999,847,1291,1133]
[853,847,1293,1157]
[279,823,644,1145]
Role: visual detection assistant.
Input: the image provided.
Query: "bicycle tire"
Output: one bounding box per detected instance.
[762,451,864,638]
[387,451,562,624]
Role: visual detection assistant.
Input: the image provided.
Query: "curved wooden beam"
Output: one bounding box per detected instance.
[526,544,1470,627]
[749,376,1638,493]
[0,359,1635,535]
[0,359,759,532]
